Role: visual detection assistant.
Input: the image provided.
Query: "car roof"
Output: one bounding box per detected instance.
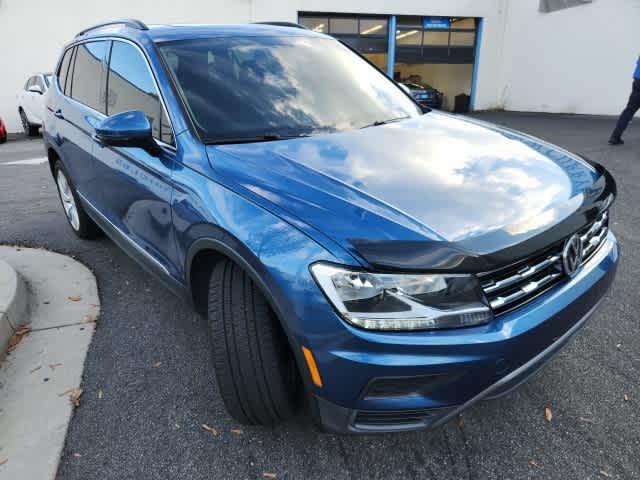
[77,23,329,44]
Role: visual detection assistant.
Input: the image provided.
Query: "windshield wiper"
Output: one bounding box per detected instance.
[360,116,411,129]
[206,133,311,145]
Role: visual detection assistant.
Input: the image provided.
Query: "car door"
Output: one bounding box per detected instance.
[92,39,180,280]
[32,75,47,122]
[57,41,109,198]
[21,77,35,122]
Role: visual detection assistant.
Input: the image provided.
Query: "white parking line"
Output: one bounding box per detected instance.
[2,157,48,166]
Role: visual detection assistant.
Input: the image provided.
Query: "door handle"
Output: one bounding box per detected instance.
[54,109,64,119]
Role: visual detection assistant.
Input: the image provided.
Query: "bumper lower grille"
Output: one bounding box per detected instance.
[480,211,608,315]
[354,407,445,429]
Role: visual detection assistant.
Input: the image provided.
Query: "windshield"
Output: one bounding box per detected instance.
[158,36,422,142]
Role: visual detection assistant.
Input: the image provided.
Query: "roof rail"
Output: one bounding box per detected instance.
[76,19,148,37]
[253,21,307,29]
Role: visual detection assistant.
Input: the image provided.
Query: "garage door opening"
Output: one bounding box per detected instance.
[299,14,389,72]
[393,17,478,112]
[299,13,481,113]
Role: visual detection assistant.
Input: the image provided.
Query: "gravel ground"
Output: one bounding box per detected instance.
[0,112,638,480]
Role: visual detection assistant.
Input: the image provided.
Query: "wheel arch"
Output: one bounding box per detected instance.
[186,233,310,389]
[186,234,294,339]
[46,146,60,177]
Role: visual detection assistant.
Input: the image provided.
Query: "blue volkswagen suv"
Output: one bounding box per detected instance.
[43,20,618,433]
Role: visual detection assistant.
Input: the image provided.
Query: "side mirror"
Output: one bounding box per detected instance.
[94,111,160,156]
[28,85,43,95]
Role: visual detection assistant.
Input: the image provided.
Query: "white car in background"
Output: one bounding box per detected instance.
[17,73,52,136]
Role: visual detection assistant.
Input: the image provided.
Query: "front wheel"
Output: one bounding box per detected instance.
[54,161,100,239]
[207,259,300,425]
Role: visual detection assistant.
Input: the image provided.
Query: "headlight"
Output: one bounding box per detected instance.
[310,263,493,331]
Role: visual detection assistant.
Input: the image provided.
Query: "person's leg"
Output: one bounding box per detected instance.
[611,79,640,142]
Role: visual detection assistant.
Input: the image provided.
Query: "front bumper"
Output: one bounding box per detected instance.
[310,232,618,433]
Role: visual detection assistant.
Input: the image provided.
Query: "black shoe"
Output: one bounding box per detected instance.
[608,137,624,145]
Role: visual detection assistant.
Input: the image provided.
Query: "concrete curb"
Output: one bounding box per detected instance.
[0,246,99,479]
[0,257,29,359]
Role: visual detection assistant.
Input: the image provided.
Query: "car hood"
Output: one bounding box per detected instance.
[207,112,614,272]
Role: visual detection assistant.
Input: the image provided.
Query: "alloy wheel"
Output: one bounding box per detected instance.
[56,170,80,231]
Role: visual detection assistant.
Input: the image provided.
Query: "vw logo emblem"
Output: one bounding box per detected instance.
[562,234,583,276]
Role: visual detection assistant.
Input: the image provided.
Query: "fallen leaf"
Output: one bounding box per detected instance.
[73,453,82,458]
[529,460,539,468]
[49,363,63,370]
[616,343,622,350]
[58,388,74,397]
[624,394,629,402]
[98,389,103,399]
[0,458,7,466]
[202,424,218,436]
[29,365,42,374]
[58,388,82,407]
[263,474,277,479]
[69,388,82,408]
[600,470,612,478]
[153,362,162,368]
[230,429,243,434]
[578,417,596,424]
[544,407,553,422]
[7,325,31,353]
[68,295,82,302]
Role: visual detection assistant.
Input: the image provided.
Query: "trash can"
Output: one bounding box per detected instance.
[454,94,470,113]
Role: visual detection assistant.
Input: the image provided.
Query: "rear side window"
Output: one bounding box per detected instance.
[70,41,108,113]
[106,41,173,145]
[64,48,76,96]
[34,76,45,91]
[24,77,34,90]
[57,48,73,91]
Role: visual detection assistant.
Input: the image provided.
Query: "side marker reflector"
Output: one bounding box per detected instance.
[302,346,323,387]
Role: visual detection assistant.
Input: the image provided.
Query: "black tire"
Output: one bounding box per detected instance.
[53,161,101,239]
[207,259,300,425]
[19,109,39,137]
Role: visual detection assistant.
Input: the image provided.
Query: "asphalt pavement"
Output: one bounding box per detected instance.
[0,113,638,480]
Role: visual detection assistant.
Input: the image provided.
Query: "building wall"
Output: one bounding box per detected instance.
[499,0,640,115]
[0,0,636,132]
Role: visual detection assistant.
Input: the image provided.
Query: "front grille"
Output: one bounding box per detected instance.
[480,211,609,315]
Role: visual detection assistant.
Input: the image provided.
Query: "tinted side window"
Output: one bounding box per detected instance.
[57,48,72,91]
[64,47,76,96]
[71,41,108,113]
[34,76,45,91]
[107,41,173,144]
[25,77,34,90]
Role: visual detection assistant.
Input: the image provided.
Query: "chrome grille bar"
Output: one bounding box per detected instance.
[489,271,563,310]
[481,210,608,314]
[482,254,561,294]
[583,226,608,260]
[580,212,607,245]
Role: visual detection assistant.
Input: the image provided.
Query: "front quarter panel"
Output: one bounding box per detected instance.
[171,131,360,381]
